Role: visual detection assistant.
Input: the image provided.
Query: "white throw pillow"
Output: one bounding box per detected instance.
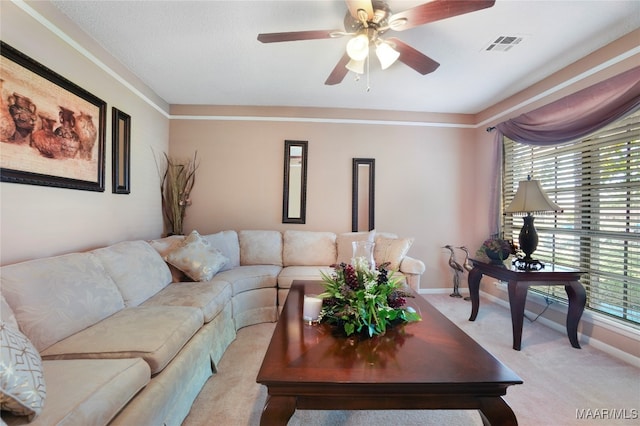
[374,236,414,271]
[336,230,376,265]
[165,230,229,281]
[148,235,190,282]
[0,321,46,420]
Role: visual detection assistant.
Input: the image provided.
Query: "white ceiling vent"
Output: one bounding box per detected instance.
[485,36,523,52]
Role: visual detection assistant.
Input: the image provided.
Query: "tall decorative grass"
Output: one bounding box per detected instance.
[157,151,198,236]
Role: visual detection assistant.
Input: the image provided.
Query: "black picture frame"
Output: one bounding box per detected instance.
[282,140,308,224]
[352,158,375,232]
[0,41,106,191]
[112,107,131,194]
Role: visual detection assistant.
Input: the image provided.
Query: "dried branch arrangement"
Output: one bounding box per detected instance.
[158,151,198,236]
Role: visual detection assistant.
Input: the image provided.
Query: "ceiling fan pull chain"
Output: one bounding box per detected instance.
[366,53,371,92]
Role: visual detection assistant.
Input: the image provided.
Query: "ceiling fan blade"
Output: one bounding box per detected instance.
[388,38,440,75]
[346,0,374,21]
[257,30,343,43]
[325,52,351,85]
[390,0,496,31]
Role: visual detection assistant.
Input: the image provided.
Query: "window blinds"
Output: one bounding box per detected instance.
[503,110,640,324]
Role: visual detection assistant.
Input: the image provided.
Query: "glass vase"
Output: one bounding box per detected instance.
[352,241,375,271]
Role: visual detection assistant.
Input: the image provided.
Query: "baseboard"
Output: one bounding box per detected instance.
[419,286,640,368]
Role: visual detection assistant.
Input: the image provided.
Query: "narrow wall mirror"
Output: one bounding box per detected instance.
[282,140,308,224]
[352,158,375,232]
[112,107,131,194]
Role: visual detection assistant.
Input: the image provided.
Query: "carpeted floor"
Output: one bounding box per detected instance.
[182,294,639,426]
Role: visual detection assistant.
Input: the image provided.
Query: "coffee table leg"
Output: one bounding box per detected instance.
[260,395,296,426]
[478,397,518,426]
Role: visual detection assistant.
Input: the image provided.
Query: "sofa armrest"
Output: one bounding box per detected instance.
[399,256,425,275]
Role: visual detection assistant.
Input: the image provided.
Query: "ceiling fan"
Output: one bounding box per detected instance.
[257,0,496,85]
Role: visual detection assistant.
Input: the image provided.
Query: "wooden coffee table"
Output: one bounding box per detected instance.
[257,280,523,425]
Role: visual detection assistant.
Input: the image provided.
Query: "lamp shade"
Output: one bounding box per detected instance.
[375,42,400,70]
[346,34,369,61]
[505,179,562,215]
[346,58,365,74]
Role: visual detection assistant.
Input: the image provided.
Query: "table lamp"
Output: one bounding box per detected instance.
[505,176,563,270]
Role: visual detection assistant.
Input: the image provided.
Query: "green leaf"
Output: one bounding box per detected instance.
[344,322,355,336]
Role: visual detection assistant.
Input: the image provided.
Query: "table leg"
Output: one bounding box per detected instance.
[260,395,296,426]
[478,397,518,426]
[507,281,528,351]
[564,281,586,349]
[468,268,483,321]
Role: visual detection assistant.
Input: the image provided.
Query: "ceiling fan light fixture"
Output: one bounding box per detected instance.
[346,58,365,74]
[346,33,370,61]
[375,41,400,70]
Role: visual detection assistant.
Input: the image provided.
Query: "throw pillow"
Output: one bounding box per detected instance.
[148,235,190,282]
[336,230,376,265]
[0,321,46,420]
[165,230,229,282]
[374,236,414,271]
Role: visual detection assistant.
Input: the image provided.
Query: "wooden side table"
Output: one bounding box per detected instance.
[467,259,586,350]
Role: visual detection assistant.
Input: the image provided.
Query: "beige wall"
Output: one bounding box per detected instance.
[0,1,169,265]
[169,113,479,289]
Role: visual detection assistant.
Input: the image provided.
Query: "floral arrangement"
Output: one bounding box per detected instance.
[476,236,517,262]
[318,257,421,337]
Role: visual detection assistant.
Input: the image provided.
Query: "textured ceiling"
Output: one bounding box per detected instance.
[51,0,640,114]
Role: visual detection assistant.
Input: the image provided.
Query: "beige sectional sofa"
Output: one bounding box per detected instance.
[0,229,424,426]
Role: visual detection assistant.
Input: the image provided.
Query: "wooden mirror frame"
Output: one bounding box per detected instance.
[112,107,131,194]
[282,140,308,224]
[352,158,375,232]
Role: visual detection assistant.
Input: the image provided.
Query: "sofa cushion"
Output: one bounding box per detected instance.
[374,236,414,271]
[92,240,173,307]
[336,230,376,265]
[40,306,203,375]
[148,235,190,282]
[2,358,150,426]
[142,278,232,323]
[165,230,229,281]
[277,266,335,289]
[215,265,281,295]
[1,295,18,329]
[1,253,125,352]
[0,321,46,420]
[203,230,240,270]
[282,230,336,266]
[239,230,282,266]
[232,288,278,330]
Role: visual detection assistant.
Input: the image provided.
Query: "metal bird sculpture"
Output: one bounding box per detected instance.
[457,246,474,272]
[443,245,464,298]
[457,246,474,301]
